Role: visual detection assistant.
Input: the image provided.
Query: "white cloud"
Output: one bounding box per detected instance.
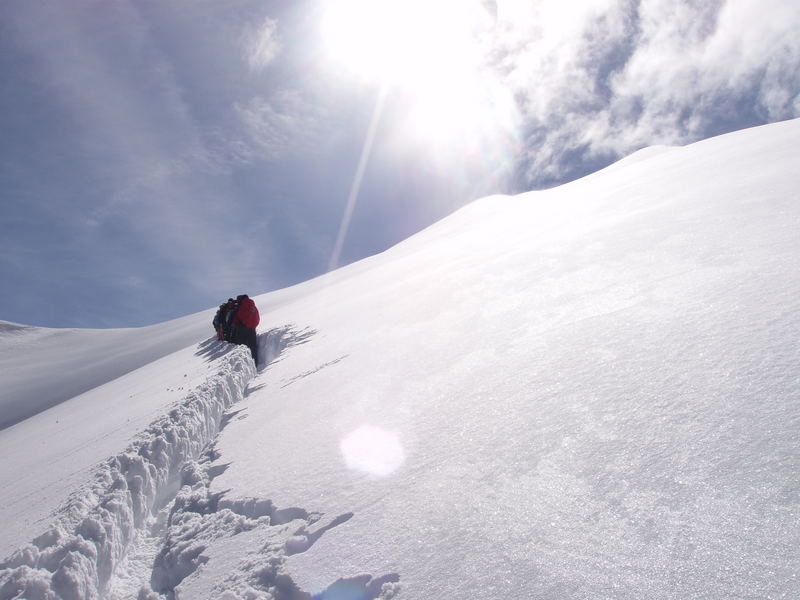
[486,0,800,186]
[607,0,800,134]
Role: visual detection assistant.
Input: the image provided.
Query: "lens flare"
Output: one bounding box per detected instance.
[340,425,405,476]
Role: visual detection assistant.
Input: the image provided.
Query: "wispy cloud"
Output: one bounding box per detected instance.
[243,17,281,71]
[232,89,325,162]
[0,0,297,325]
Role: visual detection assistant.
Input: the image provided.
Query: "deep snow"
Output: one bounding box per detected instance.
[1,119,799,599]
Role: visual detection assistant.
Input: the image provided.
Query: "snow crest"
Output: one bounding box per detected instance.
[0,345,256,600]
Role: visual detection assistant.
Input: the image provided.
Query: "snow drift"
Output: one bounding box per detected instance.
[1,119,799,599]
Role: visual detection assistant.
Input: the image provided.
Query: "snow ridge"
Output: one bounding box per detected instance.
[0,344,256,600]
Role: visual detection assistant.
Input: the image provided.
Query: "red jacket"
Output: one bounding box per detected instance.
[234,297,260,329]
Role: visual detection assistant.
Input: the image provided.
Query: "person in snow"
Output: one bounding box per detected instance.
[212,303,227,341]
[222,297,237,341]
[231,294,260,362]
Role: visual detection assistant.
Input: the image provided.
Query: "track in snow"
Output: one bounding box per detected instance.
[0,327,401,600]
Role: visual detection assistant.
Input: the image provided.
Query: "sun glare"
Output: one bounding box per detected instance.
[320,0,517,273]
[321,0,516,151]
[321,0,491,86]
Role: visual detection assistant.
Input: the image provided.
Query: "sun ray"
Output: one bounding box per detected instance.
[328,84,390,272]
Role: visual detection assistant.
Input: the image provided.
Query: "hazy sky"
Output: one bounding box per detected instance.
[2,0,798,328]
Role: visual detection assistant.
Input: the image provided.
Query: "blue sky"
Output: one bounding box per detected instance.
[1,0,799,328]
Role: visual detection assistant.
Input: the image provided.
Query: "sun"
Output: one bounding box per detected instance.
[320,0,514,148]
[321,0,492,86]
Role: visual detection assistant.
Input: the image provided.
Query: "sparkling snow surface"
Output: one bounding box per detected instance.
[1,119,799,599]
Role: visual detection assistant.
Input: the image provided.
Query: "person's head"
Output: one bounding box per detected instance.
[227,298,235,305]
[236,294,248,301]
[219,304,226,310]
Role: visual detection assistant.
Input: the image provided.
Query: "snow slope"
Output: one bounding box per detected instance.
[1,118,799,599]
[0,316,214,429]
